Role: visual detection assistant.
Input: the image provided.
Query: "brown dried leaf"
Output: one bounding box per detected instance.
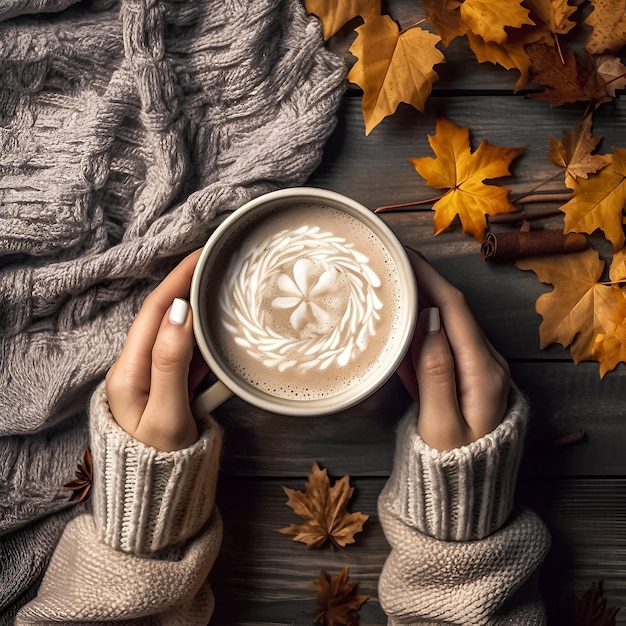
[574,580,620,625]
[278,462,368,549]
[314,566,368,626]
[547,114,610,186]
[594,54,626,97]
[585,0,626,54]
[527,43,611,107]
[64,448,93,504]
[305,0,381,40]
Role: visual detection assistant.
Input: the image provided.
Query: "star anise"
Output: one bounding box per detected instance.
[575,581,620,626]
[314,566,368,626]
[64,448,93,503]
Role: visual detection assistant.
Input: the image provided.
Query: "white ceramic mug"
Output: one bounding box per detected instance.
[190,187,417,417]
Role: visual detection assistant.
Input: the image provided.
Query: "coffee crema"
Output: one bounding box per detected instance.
[206,203,403,401]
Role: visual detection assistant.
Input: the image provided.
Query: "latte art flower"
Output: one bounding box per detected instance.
[272,259,347,335]
[219,225,384,373]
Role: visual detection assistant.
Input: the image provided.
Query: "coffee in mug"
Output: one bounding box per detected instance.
[191,187,417,416]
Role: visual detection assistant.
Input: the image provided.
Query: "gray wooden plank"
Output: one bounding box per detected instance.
[308,94,624,208]
[211,476,626,625]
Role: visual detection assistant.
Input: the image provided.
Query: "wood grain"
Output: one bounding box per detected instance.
[211,477,626,625]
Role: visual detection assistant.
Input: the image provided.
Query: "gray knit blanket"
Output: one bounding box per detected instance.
[0,0,345,616]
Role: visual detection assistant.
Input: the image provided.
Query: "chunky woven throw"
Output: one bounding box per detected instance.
[0,0,345,614]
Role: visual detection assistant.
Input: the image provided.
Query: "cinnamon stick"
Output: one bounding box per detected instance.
[480,230,588,262]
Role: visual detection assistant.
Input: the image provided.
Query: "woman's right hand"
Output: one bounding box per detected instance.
[397,251,511,451]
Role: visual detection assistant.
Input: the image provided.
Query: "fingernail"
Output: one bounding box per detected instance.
[169,298,190,326]
[426,307,440,334]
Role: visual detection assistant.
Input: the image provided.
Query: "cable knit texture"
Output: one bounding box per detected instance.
[15,384,223,623]
[378,386,552,625]
[0,0,345,615]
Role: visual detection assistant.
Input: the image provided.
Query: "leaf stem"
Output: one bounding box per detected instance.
[400,18,427,34]
[553,33,565,65]
[374,195,443,213]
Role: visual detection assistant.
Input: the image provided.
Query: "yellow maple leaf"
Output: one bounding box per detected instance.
[410,117,525,241]
[592,286,626,376]
[460,0,534,44]
[305,0,381,41]
[466,19,551,91]
[277,462,369,549]
[466,31,531,90]
[348,14,444,135]
[524,0,577,35]
[609,247,626,282]
[517,248,626,376]
[560,147,626,250]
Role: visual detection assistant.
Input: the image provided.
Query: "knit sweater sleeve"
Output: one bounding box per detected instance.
[378,384,552,626]
[15,381,223,624]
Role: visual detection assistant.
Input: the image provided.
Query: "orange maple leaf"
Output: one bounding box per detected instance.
[585,0,626,54]
[460,0,534,44]
[314,566,368,626]
[560,147,626,250]
[305,0,381,41]
[277,462,368,549]
[410,117,525,241]
[348,14,444,135]
[517,247,626,377]
[547,114,610,186]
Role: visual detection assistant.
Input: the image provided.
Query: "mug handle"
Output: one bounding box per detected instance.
[191,380,234,417]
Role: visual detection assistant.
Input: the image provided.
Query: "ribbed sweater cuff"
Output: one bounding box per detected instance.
[89,382,222,556]
[379,384,528,542]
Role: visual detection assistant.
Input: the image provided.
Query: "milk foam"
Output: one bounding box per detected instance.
[210,205,402,400]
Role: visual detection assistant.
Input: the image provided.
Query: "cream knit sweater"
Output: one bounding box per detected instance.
[378,385,551,625]
[15,385,550,624]
[16,382,224,623]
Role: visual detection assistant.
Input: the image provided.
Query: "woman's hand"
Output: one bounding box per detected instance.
[106,250,204,452]
[397,250,511,451]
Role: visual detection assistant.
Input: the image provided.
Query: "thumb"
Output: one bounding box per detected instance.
[138,298,198,451]
[414,307,470,451]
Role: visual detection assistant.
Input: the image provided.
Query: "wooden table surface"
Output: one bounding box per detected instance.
[208,3,626,624]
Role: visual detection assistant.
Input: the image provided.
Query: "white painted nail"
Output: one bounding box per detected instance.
[169,298,190,326]
[427,307,440,334]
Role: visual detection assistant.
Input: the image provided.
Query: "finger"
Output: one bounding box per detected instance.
[109,250,202,414]
[137,298,198,451]
[122,249,202,368]
[414,307,470,451]
[406,249,495,371]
